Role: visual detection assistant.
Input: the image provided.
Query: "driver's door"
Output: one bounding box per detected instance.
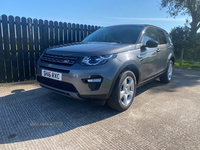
[139,27,159,82]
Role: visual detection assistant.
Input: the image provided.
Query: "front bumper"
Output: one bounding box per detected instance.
[37,58,122,101]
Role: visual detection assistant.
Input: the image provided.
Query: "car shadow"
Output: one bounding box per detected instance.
[0,87,120,144]
[0,68,199,144]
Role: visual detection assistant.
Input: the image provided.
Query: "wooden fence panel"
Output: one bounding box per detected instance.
[2,15,12,82]
[0,19,6,83]
[9,15,18,82]
[0,14,100,82]
[34,19,39,63]
[28,18,35,79]
[22,17,30,80]
[15,16,24,81]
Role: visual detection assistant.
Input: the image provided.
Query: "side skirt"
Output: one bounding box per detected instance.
[137,70,165,88]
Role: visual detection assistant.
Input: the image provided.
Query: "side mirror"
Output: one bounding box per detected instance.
[145,39,158,48]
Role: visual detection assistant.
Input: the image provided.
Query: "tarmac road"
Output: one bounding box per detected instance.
[0,68,200,150]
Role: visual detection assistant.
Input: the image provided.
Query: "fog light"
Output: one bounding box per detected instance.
[87,78,102,83]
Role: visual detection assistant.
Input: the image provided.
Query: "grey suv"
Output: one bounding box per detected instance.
[37,24,175,111]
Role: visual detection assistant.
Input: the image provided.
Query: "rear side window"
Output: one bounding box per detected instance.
[157,29,167,44]
[143,27,157,44]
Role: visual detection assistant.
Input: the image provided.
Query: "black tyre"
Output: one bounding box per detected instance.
[160,60,174,83]
[107,71,137,111]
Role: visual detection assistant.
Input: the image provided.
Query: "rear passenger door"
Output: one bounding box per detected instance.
[156,28,169,73]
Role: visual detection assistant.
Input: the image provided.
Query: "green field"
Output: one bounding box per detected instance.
[174,59,200,70]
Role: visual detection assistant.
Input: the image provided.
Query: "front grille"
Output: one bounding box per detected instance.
[37,76,77,92]
[41,53,78,66]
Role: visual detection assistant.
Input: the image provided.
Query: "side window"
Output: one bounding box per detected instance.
[143,27,157,44]
[157,29,167,44]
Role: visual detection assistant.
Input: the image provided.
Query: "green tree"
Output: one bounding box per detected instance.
[170,26,200,62]
[160,0,200,37]
[170,26,190,66]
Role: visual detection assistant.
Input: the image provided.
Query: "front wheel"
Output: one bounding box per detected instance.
[160,60,174,83]
[107,71,137,111]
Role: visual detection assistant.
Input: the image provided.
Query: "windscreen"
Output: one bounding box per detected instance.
[83,26,142,44]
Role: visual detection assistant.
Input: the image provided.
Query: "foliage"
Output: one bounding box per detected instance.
[170,26,190,59]
[174,59,200,70]
[160,0,200,36]
[170,25,200,67]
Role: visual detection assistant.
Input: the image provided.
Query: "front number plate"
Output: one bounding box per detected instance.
[42,69,62,81]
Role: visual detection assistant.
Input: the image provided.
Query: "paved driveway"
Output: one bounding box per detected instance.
[0,68,200,150]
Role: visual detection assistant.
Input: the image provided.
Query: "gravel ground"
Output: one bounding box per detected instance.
[0,68,200,150]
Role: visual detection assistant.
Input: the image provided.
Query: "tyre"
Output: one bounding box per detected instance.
[160,60,174,83]
[107,71,137,111]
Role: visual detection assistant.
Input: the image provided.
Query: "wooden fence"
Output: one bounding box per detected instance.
[0,14,101,83]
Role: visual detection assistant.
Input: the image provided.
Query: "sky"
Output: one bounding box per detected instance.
[0,0,192,33]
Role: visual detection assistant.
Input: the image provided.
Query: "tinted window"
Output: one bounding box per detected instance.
[82,26,142,44]
[157,29,167,44]
[143,27,157,44]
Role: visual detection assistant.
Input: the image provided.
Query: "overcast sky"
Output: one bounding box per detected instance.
[1,0,192,33]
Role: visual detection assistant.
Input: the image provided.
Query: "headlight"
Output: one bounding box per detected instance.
[80,54,117,66]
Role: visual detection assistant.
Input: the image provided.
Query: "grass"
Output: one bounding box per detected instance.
[174,59,200,71]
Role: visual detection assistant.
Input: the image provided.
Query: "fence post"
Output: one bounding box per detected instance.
[49,21,54,46]
[28,18,35,79]
[0,16,6,83]
[84,25,87,39]
[180,48,184,68]
[76,24,80,42]
[39,19,44,55]
[34,19,40,63]
[22,17,30,80]
[68,23,71,43]
[2,15,12,82]
[64,22,68,44]
[59,22,63,44]
[80,24,83,41]
[44,20,49,49]
[54,21,58,45]
[88,25,91,36]
[15,16,24,81]
[9,15,18,82]
[72,23,75,43]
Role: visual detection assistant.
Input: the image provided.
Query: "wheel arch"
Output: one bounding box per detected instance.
[122,64,139,85]
[106,60,140,100]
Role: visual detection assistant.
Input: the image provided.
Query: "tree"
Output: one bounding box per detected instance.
[170,26,190,66]
[160,0,200,37]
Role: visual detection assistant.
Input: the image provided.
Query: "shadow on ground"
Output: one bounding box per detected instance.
[0,68,199,144]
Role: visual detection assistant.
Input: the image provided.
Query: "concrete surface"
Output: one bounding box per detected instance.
[0,68,200,150]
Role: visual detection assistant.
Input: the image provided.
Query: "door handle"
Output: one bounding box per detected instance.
[137,55,142,59]
[157,48,160,52]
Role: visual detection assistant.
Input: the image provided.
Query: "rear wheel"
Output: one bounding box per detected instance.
[160,60,174,83]
[107,71,136,111]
